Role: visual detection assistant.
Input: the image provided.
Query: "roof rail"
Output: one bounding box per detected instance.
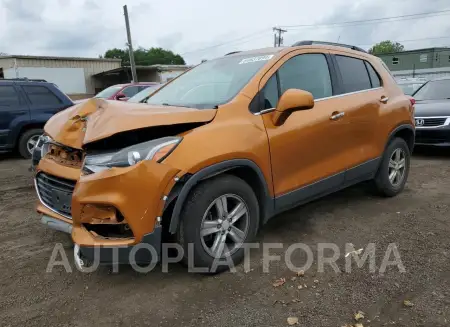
[224,51,241,56]
[0,78,47,82]
[292,40,367,53]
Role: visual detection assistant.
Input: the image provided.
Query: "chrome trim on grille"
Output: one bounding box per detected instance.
[34,173,75,220]
[414,116,450,129]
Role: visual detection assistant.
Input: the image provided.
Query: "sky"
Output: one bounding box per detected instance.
[1,0,450,64]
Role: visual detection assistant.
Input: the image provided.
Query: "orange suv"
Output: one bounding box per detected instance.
[33,41,415,272]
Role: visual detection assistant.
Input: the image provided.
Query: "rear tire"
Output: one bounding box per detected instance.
[18,128,43,159]
[177,175,259,274]
[373,137,410,197]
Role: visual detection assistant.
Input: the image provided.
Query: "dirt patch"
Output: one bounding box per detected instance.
[0,149,449,327]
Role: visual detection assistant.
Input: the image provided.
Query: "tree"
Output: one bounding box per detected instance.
[104,47,185,66]
[368,40,405,55]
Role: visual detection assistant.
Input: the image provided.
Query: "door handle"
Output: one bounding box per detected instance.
[380,96,389,104]
[330,111,345,120]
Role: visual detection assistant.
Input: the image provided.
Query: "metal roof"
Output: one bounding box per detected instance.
[377,47,450,56]
[0,54,121,62]
[93,64,193,77]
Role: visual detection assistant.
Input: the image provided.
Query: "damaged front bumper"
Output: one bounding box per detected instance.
[35,155,181,266]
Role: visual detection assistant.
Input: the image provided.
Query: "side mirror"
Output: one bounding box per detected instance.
[115,93,128,101]
[272,89,314,126]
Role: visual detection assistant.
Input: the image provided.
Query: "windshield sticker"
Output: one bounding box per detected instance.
[239,55,274,64]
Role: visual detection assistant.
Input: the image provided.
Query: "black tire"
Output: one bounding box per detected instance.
[18,128,43,159]
[177,174,259,274]
[373,137,410,197]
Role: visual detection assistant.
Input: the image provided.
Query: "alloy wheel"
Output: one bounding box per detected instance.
[200,194,249,259]
[388,148,406,186]
[27,135,40,154]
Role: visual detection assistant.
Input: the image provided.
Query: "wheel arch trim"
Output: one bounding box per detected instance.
[168,159,274,234]
[386,123,415,152]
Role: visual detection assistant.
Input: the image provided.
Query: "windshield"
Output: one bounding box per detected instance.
[128,85,161,103]
[95,85,122,98]
[413,79,450,100]
[398,82,424,95]
[146,53,276,109]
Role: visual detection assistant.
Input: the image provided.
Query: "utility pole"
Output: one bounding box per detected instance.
[273,27,287,47]
[123,5,138,83]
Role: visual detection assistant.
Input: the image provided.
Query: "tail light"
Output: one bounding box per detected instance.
[409,97,415,115]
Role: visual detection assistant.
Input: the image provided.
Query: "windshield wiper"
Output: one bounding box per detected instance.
[162,103,193,108]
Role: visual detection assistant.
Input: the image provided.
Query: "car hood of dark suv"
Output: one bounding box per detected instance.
[414,99,450,117]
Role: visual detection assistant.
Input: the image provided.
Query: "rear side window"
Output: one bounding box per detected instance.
[278,54,332,99]
[23,86,61,105]
[0,86,20,106]
[365,62,381,88]
[336,55,371,93]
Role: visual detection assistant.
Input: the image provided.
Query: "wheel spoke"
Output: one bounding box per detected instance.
[201,220,220,237]
[228,225,245,243]
[395,149,401,162]
[210,232,227,258]
[397,158,405,169]
[389,170,397,183]
[215,196,228,219]
[28,139,37,146]
[228,202,247,224]
[389,159,396,169]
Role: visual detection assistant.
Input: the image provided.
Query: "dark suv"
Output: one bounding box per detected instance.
[0,79,73,158]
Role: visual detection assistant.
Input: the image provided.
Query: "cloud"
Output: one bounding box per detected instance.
[0,0,449,63]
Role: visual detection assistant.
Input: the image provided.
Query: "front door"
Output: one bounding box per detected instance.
[259,51,351,212]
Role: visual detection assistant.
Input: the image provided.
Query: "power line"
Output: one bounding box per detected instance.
[356,36,450,48]
[180,9,450,57]
[181,28,270,55]
[280,9,450,29]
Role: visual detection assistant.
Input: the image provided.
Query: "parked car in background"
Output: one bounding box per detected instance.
[0,78,73,158]
[127,84,164,103]
[413,76,450,147]
[396,77,427,95]
[94,82,159,101]
[33,41,414,273]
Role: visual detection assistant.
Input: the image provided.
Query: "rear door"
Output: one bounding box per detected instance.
[0,83,30,147]
[330,52,386,181]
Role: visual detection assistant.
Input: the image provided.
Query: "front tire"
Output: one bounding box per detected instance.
[18,128,43,159]
[373,137,410,197]
[177,175,259,273]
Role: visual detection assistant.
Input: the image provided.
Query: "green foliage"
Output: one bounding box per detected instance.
[368,40,405,55]
[104,47,185,66]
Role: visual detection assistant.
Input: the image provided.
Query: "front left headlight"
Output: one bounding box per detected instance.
[83,136,182,174]
[31,134,52,167]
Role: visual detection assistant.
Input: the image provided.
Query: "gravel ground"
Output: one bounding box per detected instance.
[0,148,449,327]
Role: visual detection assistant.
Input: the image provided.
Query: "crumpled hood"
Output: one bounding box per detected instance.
[44,98,217,149]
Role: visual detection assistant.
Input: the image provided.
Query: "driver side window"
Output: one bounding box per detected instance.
[259,53,333,112]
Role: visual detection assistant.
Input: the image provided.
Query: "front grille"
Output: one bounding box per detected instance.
[36,173,76,218]
[416,118,447,127]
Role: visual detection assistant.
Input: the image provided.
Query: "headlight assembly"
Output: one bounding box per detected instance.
[83,136,182,174]
[31,134,52,167]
